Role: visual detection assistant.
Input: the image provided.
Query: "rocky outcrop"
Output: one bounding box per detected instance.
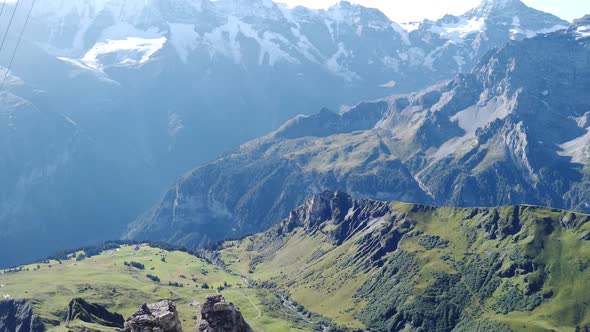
[283,191,392,245]
[65,298,124,328]
[195,295,252,332]
[0,299,45,332]
[123,300,183,332]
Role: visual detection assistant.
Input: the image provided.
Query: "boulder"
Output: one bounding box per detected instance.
[123,300,183,332]
[195,295,252,332]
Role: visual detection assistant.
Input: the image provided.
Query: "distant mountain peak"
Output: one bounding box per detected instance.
[479,0,522,8]
[467,0,527,17]
[329,1,356,9]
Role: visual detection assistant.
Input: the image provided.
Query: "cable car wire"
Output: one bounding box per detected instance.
[0,0,20,59]
[0,0,35,92]
[0,0,8,22]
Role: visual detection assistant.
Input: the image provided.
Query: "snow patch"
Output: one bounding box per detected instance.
[326,43,359,81]
[577,25,590,40]
[453,55,466,71]
[168,23,199,62]
[100,23,163,41]
[168,112,184,137]
[430,17,486,44]
[390,22,410,45]
[559,130,590,164]
[380,80,397,88]
[203,15,298,66]
[510,16,567,40]
[574,112,590,128]
[81,36,167,69]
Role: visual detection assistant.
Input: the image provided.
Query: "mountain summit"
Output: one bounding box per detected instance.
[468,0,528,16]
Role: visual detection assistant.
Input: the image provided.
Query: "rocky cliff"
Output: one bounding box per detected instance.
[65,298,124,329]
[0,299,45,332]
[123,300,183,332]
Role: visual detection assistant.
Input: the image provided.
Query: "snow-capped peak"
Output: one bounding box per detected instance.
[479,0,520,9]
[466,0,525,17]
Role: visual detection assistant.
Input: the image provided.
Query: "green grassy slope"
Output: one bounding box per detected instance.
[221,193,590,332]
[0,245,314,332]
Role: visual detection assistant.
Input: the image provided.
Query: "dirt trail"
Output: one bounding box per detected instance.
[240,291,262,319]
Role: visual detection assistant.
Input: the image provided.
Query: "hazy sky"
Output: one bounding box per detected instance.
[276,0,587,22]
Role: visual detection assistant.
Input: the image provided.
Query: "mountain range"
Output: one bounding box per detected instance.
[128,14,590,249]
[0,0,579,266]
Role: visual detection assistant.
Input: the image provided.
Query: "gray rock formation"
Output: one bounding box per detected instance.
[0,299,45,332]
[123,300,183,332]
[65,298,124,328]
[195,295,251,332]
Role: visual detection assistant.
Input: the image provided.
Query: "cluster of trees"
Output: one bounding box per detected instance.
[146,274,160,283]
[124,261,145,270]
[2,267,25,274]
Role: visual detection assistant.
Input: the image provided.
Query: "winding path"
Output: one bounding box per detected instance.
[240,291,262,319]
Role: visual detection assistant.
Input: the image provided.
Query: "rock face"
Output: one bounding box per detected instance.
[128,19,590,248]
[65,298,124,328]
[123,300,183,332]
[0,299,45,332]
[195,295,251,332]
